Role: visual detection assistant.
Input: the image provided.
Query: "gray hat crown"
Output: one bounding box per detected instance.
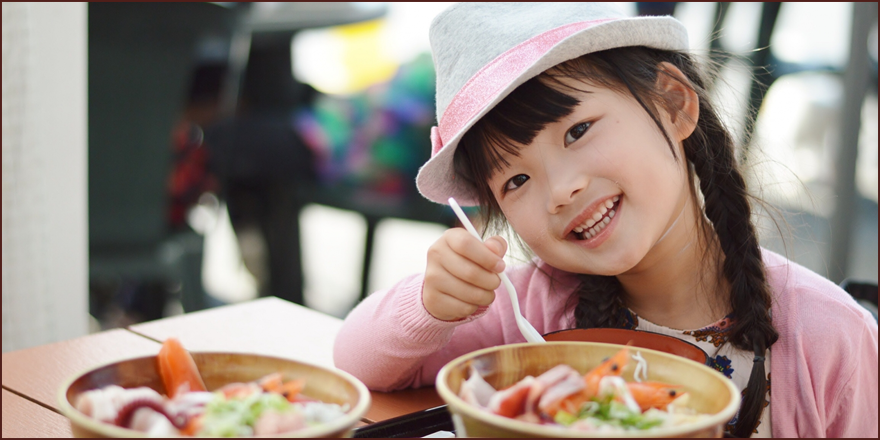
[430,2,628,122]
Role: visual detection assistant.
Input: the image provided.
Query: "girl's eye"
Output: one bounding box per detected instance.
[564,121,592,146]
[504,174,530,192]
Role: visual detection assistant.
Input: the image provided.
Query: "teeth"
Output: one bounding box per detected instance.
[573,197,621,239]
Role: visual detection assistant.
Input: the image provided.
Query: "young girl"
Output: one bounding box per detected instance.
[333,3,878,437]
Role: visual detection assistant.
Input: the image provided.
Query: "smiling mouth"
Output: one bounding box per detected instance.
[572,196,620,240]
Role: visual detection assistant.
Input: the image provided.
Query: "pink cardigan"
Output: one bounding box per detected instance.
[333,249,878,437]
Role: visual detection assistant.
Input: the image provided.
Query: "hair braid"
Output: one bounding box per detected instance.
[684,101,778,437]
[570,275,627,330]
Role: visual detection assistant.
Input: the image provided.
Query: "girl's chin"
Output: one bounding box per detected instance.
[546,251,640,276]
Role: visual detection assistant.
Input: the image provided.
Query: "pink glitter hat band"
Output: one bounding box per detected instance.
[416,3,689,206]
[430,19,613,157]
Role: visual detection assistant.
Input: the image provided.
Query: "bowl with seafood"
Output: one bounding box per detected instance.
[57,338,370,437]
[436,342,740,437]
[542,328,711,365]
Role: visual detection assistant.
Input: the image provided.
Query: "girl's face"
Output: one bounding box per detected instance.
[488,78,694,276]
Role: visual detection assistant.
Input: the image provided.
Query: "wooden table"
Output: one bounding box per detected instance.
[1,297,445,437]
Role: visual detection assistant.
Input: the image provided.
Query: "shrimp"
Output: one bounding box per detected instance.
[257,373,306,402]
[626,381,683,412]
[583,346,630,398]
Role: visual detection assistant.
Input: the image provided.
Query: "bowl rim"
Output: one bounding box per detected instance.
[56,352,371,438]
[541,328,712,366]
[436,341,741,438]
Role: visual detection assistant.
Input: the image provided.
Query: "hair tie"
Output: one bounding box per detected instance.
[752,341,765,363]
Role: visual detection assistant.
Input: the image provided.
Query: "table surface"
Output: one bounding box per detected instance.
[1,297,444,436]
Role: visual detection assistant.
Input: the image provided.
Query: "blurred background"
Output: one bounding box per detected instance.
[3,2,877,352]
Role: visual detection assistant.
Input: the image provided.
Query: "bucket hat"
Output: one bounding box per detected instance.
[415,2,689,206]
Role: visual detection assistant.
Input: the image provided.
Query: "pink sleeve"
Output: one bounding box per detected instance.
[332,273,497,391]
[332,262,574,392]
[824,319,879,437]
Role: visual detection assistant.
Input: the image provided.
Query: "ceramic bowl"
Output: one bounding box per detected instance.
[543,328,711,365]
[436,342,739,438]
[57,352,371,438]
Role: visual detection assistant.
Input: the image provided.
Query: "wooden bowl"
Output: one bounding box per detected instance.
[543,328,711,365]
[57,352,371,438]
[436,342,739,438]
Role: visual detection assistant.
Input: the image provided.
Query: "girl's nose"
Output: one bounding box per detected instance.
[546,166,588,213]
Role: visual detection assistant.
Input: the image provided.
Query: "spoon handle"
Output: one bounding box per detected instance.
[448,198,546,343]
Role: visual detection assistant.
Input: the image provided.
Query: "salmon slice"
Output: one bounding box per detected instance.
[488,376,535,418]
[156,338,207,398]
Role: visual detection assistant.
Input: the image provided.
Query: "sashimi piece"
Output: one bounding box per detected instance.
[525,364,580,414]
[156,337,207,398]
[537,371,586,415]
[128,406,180,436]
[487,376,535,418]
[540,347,632,418]
[218,381,262,399]
[460,365,497,408]
[254,409,306,435]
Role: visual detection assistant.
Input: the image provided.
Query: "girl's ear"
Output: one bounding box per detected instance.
[655,62,699,142]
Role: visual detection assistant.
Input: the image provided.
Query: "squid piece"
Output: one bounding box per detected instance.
[460,365,497,408]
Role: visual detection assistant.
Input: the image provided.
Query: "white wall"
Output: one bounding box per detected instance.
[2,2,88,352]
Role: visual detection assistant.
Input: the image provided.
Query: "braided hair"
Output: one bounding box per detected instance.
[453,46,778,437]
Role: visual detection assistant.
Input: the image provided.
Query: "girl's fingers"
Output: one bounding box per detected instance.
[446,229,507,273]
[422,229,507,321]
[437,248,503,292]
[484,236,508,259]
[429,269,497,307]
[422,291,482,321]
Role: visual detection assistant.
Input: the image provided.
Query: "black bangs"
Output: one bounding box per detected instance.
[453,75,582,213]
[474,77,581,175]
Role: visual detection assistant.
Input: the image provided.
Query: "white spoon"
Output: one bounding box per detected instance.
[448,198,546,343]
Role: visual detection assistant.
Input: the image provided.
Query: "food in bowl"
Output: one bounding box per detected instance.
[437,341,740,437]
[459,346,709,433]
[60,338,368,437]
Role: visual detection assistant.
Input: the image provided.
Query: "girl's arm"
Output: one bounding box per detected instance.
[332,272,496,391]
[333,261,571,391]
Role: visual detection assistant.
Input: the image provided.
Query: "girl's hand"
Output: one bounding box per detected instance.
[422,228,507,321]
